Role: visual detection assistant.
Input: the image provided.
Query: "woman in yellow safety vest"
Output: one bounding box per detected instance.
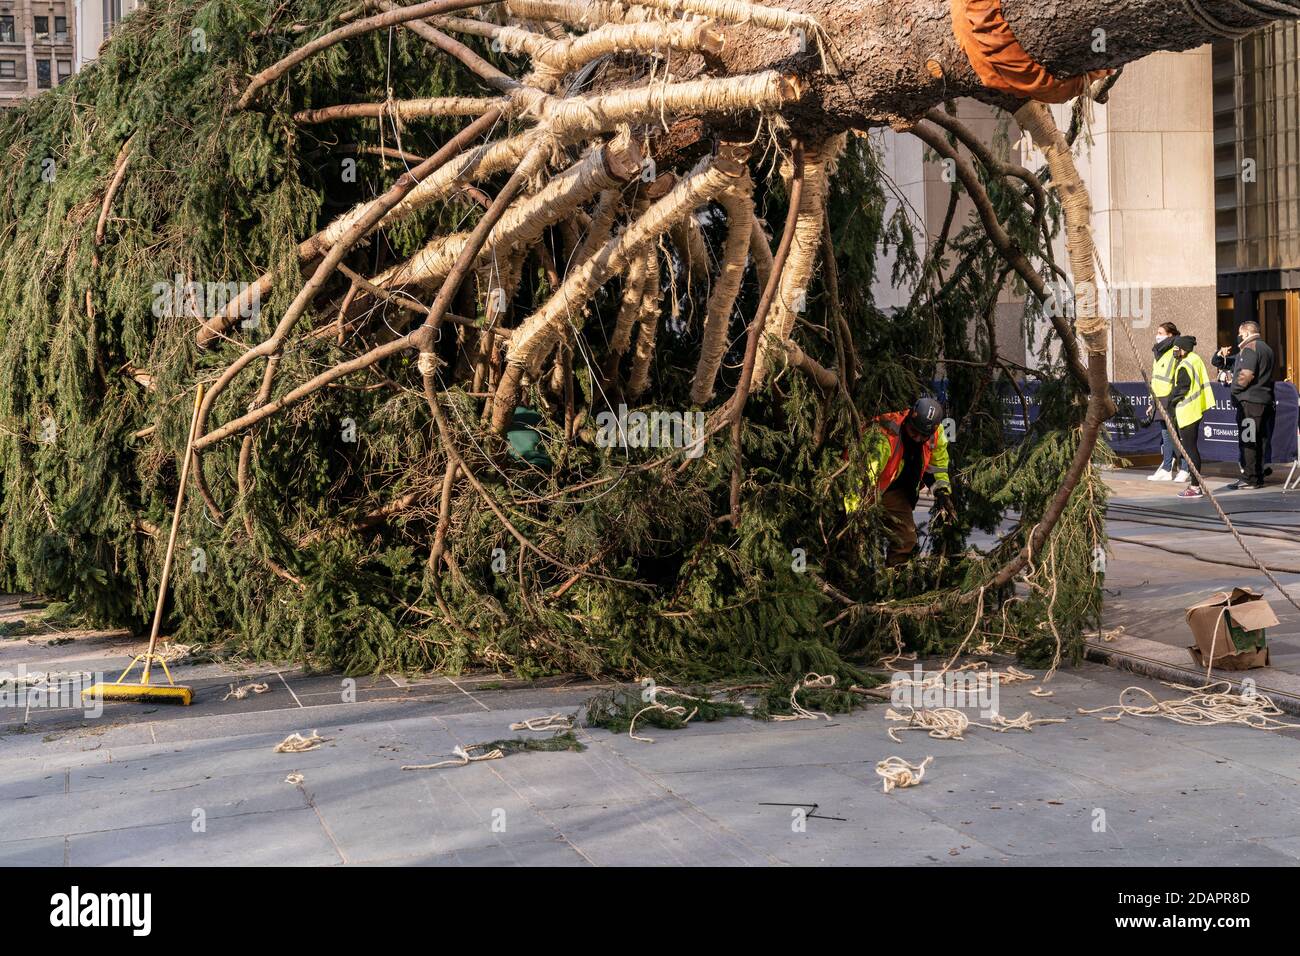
[1168,335,1213,500]
[1145,322,1183,481]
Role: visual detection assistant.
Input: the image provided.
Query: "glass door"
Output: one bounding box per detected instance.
[1257,291,1298,384]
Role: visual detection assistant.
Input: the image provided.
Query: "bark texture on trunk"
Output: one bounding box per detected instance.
[710,0,1286,135]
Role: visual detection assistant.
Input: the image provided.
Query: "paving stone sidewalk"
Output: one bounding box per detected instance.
[4,628,1300,865]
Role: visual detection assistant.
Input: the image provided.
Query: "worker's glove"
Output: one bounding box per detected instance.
[1140,409,1154,428]
[933,489,958,522]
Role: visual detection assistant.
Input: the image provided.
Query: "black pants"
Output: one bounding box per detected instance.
[1178,421,1202,489]
[1239,399,1275,484]
[1234,401,1245,473]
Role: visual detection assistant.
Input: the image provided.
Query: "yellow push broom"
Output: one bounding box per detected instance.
[84,384,204,706]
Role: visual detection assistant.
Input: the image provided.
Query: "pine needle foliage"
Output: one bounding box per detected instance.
[0,0,1106,682]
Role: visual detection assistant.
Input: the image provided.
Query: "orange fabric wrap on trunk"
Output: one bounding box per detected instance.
[951,0,1111,104]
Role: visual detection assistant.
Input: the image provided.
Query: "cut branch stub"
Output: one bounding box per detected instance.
[691,152,754,403]
[751,134,843,388]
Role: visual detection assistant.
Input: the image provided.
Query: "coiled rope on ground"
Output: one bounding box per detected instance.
[772,672,836,721]
[876,755,933,792]
[1078,680,1300,730]
[884,704,1066,742]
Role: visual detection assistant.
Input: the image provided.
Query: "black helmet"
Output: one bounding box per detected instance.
[906,397,944,435]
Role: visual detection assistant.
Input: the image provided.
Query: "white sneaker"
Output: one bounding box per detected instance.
[1148,468,1174,481]
[1174,469,1191,482]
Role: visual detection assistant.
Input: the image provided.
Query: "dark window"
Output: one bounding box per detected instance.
[34,16,49,40]
[0,60,15,79]
[55,17,67,41]
[36,59,51,89]
[1221,22,1300,274]
[0,16,16,43]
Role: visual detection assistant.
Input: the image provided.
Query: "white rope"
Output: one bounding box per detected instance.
[402,743,506,770]
[273,731,330,753]
[772,672,835,721]
[223,681,270,701]
[509,712,574,731]
[1078,681,1300,731]
[876,755,933,793]
[884,705,1064,743]
[885,705,968,742]
[628,702,698,742]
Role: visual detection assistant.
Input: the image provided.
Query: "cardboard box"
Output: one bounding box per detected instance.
[1186,587,1277,671]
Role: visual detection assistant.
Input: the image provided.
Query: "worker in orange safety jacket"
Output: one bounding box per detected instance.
[843,397,954,566]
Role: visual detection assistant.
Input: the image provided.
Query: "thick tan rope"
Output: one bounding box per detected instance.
[1078,681,1300,731]
[887,662,1034,694]
[628,702,698,742]
[223,681,270,701]
[509,712,575,731]
[876,755,933,792]
[885,705,969,741]
[402,743,506,770]
[274,731,330,753]
[986,710,1066,732]
[772,672,836,721]
[884,704,1064,742]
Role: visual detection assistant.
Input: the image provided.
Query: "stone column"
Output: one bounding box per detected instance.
[1095,48,1218,382]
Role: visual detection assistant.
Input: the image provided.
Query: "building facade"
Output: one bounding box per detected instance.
[0,0,77,109]
[1,0,137,109]
[871,25,1300,390]
[1215,23,1300,385]
[73,0,137,70]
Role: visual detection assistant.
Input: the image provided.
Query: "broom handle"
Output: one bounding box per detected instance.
[142,384,205,683]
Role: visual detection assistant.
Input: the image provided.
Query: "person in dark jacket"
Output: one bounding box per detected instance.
[1219,320,1276,490]
[1212,336,1245,478]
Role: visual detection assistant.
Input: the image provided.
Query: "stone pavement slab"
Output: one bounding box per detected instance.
[66,809,343,866]
[7,612,1300,866]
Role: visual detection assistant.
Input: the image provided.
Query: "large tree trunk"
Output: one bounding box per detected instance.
[708,0,1279,135]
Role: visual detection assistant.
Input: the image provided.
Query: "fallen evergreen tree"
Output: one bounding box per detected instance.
[0,0,1290,679]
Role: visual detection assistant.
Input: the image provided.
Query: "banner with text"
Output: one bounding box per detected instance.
[1001,382,1299,464]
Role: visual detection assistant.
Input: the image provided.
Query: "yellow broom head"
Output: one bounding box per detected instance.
[82,683,193,706]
